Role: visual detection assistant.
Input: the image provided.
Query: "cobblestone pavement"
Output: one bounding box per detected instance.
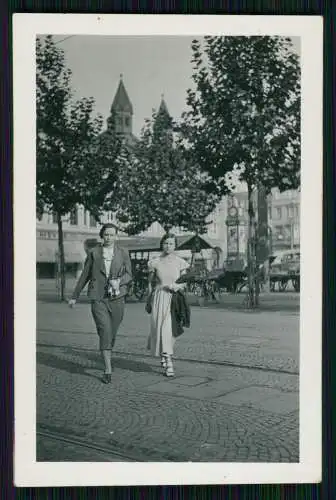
[38,300,299,373]
[37,301,299,462]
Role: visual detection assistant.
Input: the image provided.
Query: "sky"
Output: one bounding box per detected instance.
[49,35,300,138]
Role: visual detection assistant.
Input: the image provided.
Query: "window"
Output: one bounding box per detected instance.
[70,209,78,225]
[268,207,272,220]
[283,225,291,240]
[287,205,294,218]
[274,226,283,240]
[52,212,58,224]
[90,214,97,228]
[125,117,130,127]
[295,205,300,218]
[83,211,88,226]
[275,207,282,219]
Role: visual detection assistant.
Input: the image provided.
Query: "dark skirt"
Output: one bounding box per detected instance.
[91,297,125,350]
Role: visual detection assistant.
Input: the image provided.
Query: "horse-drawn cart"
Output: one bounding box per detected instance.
[269,250,300,292]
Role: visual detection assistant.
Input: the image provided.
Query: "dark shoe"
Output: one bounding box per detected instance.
[102,373,112,384]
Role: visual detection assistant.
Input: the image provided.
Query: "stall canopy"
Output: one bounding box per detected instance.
[176,234,223,251]
[118,234,223,253]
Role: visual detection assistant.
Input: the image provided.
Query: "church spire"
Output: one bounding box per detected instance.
[158,94,170,117]
[111,75,133,114]
[153,95,173,143]
[110,75,133,137]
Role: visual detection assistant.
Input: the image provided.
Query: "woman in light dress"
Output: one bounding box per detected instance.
[147,233,189,377]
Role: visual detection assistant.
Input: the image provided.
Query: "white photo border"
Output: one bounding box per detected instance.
[13,13,323,486]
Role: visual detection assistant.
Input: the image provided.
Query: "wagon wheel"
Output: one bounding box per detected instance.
[134,280,147,301]
[212,282,221,302]
[292,277,300,292]
[125,282,134,302]
[237,280,248,293]
[279,279,288,292]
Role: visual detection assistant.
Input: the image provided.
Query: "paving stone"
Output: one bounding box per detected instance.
[256,393,299,415]
[36,300,300,462]
[174,376,209,386]
[215,386,290,406]
[176,378,247,400]
[226,337,265,346]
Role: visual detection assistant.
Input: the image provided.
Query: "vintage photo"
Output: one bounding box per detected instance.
[14,15,322,486]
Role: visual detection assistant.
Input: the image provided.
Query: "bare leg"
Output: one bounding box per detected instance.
[101,350,112,374]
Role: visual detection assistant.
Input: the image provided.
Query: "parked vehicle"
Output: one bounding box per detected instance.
[269,250,300,292]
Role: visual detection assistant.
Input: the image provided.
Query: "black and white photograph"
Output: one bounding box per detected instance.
[14,14,322,486]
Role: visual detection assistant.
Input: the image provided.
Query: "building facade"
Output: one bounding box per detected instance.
[36,77,227,278]
[223,188,300,268]
[268,189,300,252]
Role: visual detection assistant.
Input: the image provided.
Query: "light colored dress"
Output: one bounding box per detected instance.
[147,253,189,357]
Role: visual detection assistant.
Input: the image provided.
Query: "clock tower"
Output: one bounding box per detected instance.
[225,194,248,272]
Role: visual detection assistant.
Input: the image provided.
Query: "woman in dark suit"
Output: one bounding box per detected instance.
[68,223,132,383]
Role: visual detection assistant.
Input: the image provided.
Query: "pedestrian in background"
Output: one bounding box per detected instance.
[146,232,190,377]
[68,223,132,384]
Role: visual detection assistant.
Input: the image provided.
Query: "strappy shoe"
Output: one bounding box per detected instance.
[160,355,167,371]
[165,355,175,377]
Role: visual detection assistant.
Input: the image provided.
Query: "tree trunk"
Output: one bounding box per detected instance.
[57,213,66,301]
[246,185,257,308]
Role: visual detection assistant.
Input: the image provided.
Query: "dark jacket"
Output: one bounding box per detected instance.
[171,290,191,338]
[72,244,132,301]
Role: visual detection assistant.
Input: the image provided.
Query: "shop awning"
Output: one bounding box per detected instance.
[36,240,86,263]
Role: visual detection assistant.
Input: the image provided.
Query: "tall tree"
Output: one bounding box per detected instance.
[113,103,220,237]
[182,36,300,307]
[36,36,121,299]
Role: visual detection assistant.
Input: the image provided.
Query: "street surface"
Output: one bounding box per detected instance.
[36,283,300,462]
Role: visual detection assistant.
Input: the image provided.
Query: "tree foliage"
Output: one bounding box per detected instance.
[181,36,300,306]
[36,35,122,298]
[182,36,300,194]
[113,106,220,236]
[36,36,123,219]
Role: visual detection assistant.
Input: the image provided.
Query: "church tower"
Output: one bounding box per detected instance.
[153,94,173,143]
[110,75,133,137]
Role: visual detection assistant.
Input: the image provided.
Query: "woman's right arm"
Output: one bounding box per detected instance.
[147,260,157,296]
[69,252,93,303]
[147,270,155,295]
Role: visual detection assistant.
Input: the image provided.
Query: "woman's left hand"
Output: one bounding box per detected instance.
[171,283,185,292]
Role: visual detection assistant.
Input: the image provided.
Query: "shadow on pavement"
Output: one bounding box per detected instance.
[37,350,101,380]
[37,345,155,376]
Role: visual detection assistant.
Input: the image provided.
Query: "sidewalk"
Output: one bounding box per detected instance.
[37,301,299,462]
[37,279,300,312]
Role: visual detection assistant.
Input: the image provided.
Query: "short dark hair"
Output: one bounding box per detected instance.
[99,223,118,239]
[160,232,178,250]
